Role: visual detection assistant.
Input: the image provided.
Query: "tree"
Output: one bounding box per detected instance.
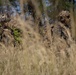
[69,0,76,40]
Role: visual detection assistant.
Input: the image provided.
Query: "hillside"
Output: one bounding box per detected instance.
[0,9,76,75]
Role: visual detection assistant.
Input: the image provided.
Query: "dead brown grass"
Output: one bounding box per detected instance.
[0,15,76,75]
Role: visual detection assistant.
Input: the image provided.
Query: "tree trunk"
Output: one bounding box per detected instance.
[70,6,76,40]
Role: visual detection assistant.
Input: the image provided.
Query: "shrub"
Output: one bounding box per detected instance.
[12,28,22,44]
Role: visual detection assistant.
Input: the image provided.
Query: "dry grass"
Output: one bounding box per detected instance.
[0,15,76,75]
[0,0,76,75]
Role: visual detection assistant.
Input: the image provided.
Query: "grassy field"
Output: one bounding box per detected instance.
[0,16,76,75]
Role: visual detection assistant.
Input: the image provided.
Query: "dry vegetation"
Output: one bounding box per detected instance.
[0,0,76,75]
[0,15,76,75]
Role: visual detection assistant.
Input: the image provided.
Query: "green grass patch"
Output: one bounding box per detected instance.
[12,28,22,44]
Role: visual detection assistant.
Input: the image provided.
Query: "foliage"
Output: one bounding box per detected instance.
[0,23,2,27]
[9,0,15,2]
[65,1,71,9]
[0,0,2,5]
[12,28,22,44]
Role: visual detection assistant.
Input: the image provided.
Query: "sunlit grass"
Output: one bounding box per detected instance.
[0,0,76,75]
[0,15,76,75]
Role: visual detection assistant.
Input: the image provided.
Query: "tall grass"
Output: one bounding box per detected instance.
[0,15,76,75]
[0,0,76,75]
